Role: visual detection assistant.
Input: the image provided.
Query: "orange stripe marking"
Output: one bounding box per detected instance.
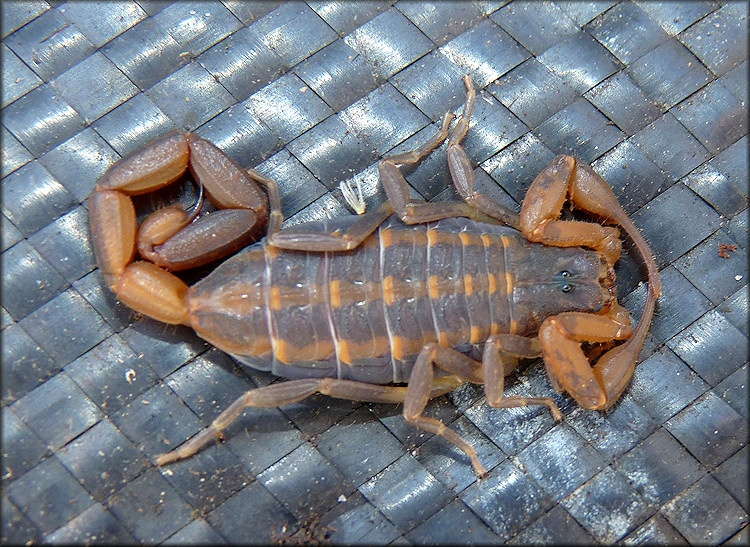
[270,286,282,311]
[464,274,474,296]
[428,275,440,299]
[330,279,342,308]
[383,276,396,306]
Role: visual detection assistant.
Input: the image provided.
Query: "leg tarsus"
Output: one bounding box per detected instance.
[481,334,562,420]
[447,75,476,147]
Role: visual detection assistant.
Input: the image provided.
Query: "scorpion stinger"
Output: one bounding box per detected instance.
[89,131,281,324]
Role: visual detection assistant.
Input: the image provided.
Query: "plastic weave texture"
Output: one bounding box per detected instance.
[2,1,748,544]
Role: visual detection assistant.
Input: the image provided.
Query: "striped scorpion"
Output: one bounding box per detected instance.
[90,76,660,476]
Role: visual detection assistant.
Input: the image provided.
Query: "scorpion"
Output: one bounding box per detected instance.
[90,76,660,476]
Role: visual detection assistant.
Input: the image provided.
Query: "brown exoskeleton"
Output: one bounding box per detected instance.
[90,76,660,476]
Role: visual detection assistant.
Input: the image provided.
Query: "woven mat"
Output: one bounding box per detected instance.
[2,1,747,543]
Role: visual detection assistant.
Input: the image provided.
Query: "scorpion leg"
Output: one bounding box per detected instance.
[445,77,521,229]
[270,202,491,253]
[482,334,562,420]
[274,74,510,254]
[404,341,563,476]
[154,375,462,466]
[268,201,395,251]
[379,98,496,225]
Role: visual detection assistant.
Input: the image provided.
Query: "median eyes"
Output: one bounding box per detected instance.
[559,270,572,292]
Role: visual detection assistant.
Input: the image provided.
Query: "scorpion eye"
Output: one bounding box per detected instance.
[560,270,571,278]
[561,283,572,293]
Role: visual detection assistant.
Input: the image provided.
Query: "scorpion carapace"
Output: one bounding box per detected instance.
[90,76,660,476]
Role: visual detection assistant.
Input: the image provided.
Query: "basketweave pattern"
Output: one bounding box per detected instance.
[2,1,747,543]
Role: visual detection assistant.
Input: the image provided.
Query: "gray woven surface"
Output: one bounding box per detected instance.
[2,1,748,544]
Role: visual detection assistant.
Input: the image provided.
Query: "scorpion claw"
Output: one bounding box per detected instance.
[521,155,660,411]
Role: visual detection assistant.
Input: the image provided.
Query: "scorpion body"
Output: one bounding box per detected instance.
[192,214,613,385]
[90,76,660,475]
